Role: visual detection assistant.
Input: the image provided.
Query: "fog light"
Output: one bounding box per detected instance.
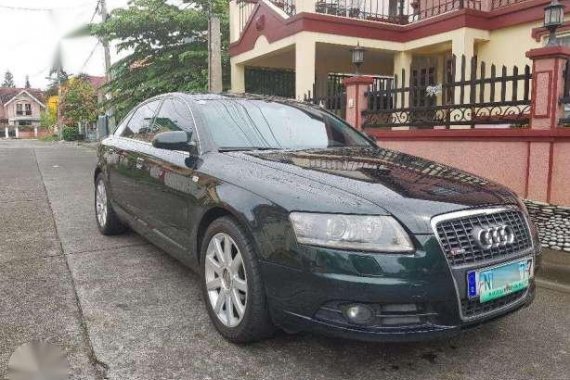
[344,304,375,325]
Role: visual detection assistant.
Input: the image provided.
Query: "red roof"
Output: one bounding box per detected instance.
[84,76,106,90]
[0,88,45,104]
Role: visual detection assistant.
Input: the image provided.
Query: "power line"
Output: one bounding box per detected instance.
[89,0,102,24]
[0,1,92,12]
[80,41,102,73]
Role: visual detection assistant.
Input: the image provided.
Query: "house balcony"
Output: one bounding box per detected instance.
[232,0,533,41]
[230,0,551,100]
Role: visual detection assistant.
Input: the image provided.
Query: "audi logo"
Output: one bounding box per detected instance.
[472,225,516,249]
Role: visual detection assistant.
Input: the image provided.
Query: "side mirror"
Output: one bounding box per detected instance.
[152,131,195,152]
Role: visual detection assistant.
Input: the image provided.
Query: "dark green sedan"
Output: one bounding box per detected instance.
[94,93,540,343]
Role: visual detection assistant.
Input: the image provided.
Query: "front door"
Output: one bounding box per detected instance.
[411,57,437,108]
[108,99,162,215]
[136,98,199,251]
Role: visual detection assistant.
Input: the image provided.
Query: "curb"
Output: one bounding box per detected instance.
[536,248,570,293]
[535,278,570,294]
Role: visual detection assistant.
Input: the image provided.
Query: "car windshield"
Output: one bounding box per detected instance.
[195,99,372,150]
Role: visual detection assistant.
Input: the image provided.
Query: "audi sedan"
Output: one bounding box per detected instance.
[94,93,540,343]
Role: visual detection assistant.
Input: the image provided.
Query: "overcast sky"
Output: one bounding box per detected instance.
[0,0,131,89]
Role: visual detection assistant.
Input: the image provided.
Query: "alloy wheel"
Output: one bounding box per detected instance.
[95,180,108,228]
[204,232,248,328]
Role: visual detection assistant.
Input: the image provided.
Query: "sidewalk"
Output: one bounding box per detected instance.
[537,248,570,293]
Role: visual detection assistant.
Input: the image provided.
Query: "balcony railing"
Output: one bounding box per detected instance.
[314,0,481,24]
[490,0,529,10]
[234,0,530,41]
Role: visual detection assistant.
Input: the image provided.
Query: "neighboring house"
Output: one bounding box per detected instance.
[85,75,107,104]
[228,0,566,99]
[0,88,46,127]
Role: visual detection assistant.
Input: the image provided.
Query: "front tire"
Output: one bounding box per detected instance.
[95,174,127,235]
[201,217,275,343]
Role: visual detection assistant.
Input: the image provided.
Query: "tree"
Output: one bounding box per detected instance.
[40,109,57,133]
[60,76,99,127]
[90,0,229,118]
[2,71,15,87]
[25,75,31,89]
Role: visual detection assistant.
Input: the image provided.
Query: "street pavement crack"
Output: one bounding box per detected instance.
[33,148,110,380]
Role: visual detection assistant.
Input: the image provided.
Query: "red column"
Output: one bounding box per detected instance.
[524,46,570,202]
[343,76,374,130]
[526,45,570,130]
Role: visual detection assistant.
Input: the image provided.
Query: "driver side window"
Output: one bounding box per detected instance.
[153,99,195,136]
[121,100,162,142]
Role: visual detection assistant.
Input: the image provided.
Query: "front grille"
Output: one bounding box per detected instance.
[461,289,526,318]
[434,208,532,267]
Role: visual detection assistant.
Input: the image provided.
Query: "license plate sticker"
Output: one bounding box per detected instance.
[467,258,534,303]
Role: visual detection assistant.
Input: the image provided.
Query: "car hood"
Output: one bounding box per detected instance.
[214,147,519,233]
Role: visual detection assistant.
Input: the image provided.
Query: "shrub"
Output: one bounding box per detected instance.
[62,126,79,141]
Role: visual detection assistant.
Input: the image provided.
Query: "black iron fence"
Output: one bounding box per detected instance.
[304,80,347,118]
[304,74,394,118]
[270,0,296,14]
[363,55,532,129]
[245,67,296,98]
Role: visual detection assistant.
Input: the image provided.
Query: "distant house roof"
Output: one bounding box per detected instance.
[0,87,45,105]
[83,75,106,90]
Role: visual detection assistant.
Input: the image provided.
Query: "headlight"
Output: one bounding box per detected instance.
[289,212,414,252]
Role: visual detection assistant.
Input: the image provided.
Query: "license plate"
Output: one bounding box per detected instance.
[467,258,534,303]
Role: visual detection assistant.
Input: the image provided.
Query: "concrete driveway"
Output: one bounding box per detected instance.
[0,140,569,380]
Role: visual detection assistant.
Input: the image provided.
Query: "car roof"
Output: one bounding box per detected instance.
[164,92,306,106]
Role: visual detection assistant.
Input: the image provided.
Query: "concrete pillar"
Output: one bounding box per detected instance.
[344,76,375,130]
[34,126,38,138]
[393,51,412,107]
[526,46,570,130]
[452,30,475,127]
[15,127,19,139]
[525,46,570,202]
[295,39,316,100]
[230,61,246,93]
[452,29,475,60]
[229,0,240,44]
[315,67,329,98]
[208,16,223,93]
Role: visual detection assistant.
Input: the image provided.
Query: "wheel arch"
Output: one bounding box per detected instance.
[194,205,260,265]
[94,166,103,183]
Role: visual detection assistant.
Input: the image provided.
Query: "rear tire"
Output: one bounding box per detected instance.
[200,217,275,343]
[95,173,127,235]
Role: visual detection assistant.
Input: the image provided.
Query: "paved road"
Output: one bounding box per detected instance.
[1,140,569,380]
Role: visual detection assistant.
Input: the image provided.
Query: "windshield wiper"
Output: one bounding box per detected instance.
[218,147,282,152]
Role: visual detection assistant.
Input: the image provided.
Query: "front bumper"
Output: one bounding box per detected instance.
[261,234,540,342]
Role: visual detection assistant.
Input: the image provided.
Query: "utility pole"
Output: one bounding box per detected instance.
[99,0,112,83]
[50,42,65,138]
[208,6,223,93]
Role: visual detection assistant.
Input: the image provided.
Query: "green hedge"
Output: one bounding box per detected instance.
[62,126,79,141]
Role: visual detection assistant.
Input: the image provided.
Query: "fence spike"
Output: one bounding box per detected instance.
[479,61,486,103]
[490,64,496,102]
[524,64,531,101]
[512,65,519,102]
